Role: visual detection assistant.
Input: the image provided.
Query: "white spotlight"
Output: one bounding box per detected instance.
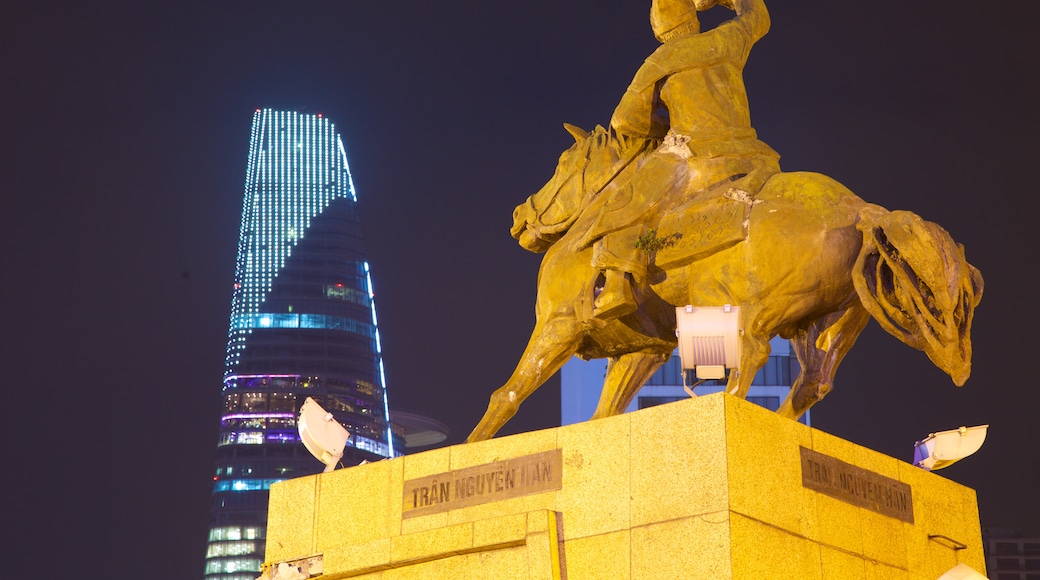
[937,563,988,579]
[298,397,349,473]
[675,304,742,380]
[913,425,988,471]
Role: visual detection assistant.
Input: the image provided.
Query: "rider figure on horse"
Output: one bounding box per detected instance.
[581,0,782,320]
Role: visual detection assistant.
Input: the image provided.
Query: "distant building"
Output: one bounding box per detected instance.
[205,110,399,580]
[984,528,1040,579]
[391,411,451,449]
[561,337,808,426]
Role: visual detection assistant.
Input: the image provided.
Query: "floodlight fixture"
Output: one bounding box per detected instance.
[937,563,988,580]
[675,304,742,380]
[298,397,350,473]
[913,425,988,471]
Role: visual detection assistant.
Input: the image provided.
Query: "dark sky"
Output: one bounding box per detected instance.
[3,1,1038,577]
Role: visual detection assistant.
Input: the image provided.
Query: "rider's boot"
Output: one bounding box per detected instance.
[593,269,637,320]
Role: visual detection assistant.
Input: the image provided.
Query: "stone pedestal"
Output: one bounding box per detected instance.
[263,393,986,579]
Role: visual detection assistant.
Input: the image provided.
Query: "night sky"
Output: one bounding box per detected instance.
[3,1,1038,577]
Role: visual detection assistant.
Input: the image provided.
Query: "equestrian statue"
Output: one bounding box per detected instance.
[467,0,983,442]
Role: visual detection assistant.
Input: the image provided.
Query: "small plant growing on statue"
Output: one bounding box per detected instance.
[635,228,679,255]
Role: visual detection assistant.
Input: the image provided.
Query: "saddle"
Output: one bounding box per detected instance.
[651,172,769,271]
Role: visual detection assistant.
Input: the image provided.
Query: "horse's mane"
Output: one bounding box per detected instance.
[515,124,662,251]
[584,125,661,161]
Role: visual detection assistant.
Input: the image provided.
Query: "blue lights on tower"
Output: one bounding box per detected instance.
[205,109,398,580]
[226,109,359,372]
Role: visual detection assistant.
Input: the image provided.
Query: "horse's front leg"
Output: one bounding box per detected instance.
[467,317,583,442]
[590,351,670,419]
[725,333,771,400]
[777,304,870,420]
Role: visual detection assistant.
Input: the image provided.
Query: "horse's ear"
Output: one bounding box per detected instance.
[563,123,589,142]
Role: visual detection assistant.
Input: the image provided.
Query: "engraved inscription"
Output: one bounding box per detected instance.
[402,449,562,518]
[800,447,914,523]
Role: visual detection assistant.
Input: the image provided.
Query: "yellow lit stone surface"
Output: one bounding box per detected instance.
[402,444,451,479]
[562,531,631,580]
[730,511,822,579]
[819,544,867,579]
[263,394,986,579]
[629,392,728,527]
[450,426,559,470]
[316,459,396,548]
[631,512,731,579]
[526,510,550,534]
[861,508,909,569]
[814,491,865,557]
[322,538,391,576]
[865,560,912,580]
[555,413,631,539]
[809,429,869,555]
[380,553,476,580]
[480,546,529,579]
[265,474,317,562]
[898,460,985,578]
[524,521,560,580]
[399,509,449,536]
[725,396,818,541]
[472,511,527,547]
[398,441,450,532]
[389,520,474,564]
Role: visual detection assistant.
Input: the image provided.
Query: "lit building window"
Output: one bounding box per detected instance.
[206,541,256,558]
[208,526,265,542]
[203,558,263,574]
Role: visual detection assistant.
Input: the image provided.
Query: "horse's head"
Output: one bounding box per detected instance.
[853,208,984,386]
[512,124,637,252]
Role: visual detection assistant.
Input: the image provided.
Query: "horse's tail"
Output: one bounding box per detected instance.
[851,205,984,385]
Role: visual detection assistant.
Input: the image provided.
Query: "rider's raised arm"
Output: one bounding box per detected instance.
[640,0,769,73]
[733,0,770,45]
[611,0,770,138]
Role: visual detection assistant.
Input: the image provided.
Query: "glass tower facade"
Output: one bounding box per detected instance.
[205,109,399,580]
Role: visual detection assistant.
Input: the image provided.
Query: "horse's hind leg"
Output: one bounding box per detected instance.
[778,304,870,420]
[467,318,582,442]
[590,351,670,419]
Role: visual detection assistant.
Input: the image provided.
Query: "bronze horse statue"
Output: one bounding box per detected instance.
[466,125,983,442]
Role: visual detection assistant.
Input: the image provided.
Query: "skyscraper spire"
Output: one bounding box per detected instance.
[204,110,398,580]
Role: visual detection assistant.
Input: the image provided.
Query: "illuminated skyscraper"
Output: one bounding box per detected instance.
[205,109,399,580]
